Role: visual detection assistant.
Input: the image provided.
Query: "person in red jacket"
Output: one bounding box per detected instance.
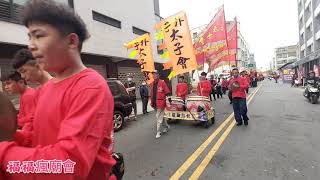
[197,72,212,98]
[221,78,228,94]
[150,70,171,139]
[229,68,250,126]
[176,76,188,100]
[1,72,36,146]
[0,1,115,179]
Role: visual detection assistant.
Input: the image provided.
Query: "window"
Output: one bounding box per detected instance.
[288,52,297,57]
[132,26,148,35]
[92,11,121,29]
[0,0,73,23]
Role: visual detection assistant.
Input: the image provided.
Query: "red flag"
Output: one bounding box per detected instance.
[221,17,238,65]
[205,6,228,64]
[194,6,228,65]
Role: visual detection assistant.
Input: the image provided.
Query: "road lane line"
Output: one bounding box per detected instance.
[169,87,260,180]
[188,85,262,179]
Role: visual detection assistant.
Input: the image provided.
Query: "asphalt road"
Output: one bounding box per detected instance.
[115,80,320,180]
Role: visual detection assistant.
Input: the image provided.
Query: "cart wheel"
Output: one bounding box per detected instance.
[211,117,215,124]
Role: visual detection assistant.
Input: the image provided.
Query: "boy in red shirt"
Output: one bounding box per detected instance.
[197,72,212,98]
[176,76,188,100]
[1,72,35,146]
[0,0,115,179]
[11,48,52,146]
[229,68,250,126]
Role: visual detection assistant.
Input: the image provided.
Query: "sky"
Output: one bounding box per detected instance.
[159,0,299,71]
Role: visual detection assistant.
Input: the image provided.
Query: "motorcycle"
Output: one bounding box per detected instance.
[303,80,319,104]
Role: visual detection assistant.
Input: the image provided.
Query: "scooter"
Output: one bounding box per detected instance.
[303,80,320,104]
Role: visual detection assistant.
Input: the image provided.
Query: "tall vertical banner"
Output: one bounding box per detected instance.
[125,33,155,84]
[203,6,228,69]
[219,18,238,67]
[155,11,197,79]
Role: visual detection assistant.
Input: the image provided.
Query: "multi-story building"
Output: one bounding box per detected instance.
[248,53,256,69]
[237,29,250,68]
[273,45,298,70]
[0,0,166,91]
[296,0,320,75]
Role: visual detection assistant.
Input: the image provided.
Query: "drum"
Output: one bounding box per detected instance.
[165,96,185,111]
[0,92,17,141]
[186,96,211,112]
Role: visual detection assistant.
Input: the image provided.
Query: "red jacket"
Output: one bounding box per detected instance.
[176,83,188,100]
[228,76,249,98]
[197,80,212,97]
[150,79,170,110]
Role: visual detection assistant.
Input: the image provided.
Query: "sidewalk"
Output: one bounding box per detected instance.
[129,99,154,117]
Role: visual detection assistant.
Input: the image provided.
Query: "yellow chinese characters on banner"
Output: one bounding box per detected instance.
[125,34,155,84]
[155,11,197,77]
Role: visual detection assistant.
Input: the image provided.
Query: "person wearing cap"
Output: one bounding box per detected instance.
[176,76,188,101]
[124,74,137,119]
[197,72,212,98]
[150,70,171,139]
[228,68,250,126]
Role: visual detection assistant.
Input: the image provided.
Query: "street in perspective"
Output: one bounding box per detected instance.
[0,0,319,180]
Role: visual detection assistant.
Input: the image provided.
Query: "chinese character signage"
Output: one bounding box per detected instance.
[155,11,197,78]
[125,33,155,84]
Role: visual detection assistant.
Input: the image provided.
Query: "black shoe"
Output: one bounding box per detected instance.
[244,120,248,126]
[236,122,243,126]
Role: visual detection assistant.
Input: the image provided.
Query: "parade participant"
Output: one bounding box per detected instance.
[229,68,250,126]
[139,81,149,114]
[228,76,233,104]
[150,70,171,139]
[197,72,212,98]
[221,78,228,94]
[11,48,52,147]
[124,74,137,119]
[209,75,217,101]
[12,48,52,85]
[215,80,223,98]
[1,72,35,146]
[0,0,115,179]
[176,76,188,101]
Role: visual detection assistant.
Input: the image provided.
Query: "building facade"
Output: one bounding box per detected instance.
[296,0,320,76]
[273,45,298,70]
[0,0,169,96]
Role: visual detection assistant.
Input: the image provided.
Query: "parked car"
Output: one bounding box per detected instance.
[107,78,132,132]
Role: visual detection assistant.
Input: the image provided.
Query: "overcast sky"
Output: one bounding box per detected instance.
[159,0,299,70]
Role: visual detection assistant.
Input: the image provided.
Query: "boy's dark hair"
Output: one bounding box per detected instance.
[179,76,185,79]
[12,48,35,69]
[22,0,90,51]
[200,72,207,76]
[1,72,26,84]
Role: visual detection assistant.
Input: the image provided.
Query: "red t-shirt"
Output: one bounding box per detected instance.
[14,87,36,147]
[176,82,188,100]
[17,88,36,131]
[0,68,115,180]
[228,76,249,98]
[197,80,212,97]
